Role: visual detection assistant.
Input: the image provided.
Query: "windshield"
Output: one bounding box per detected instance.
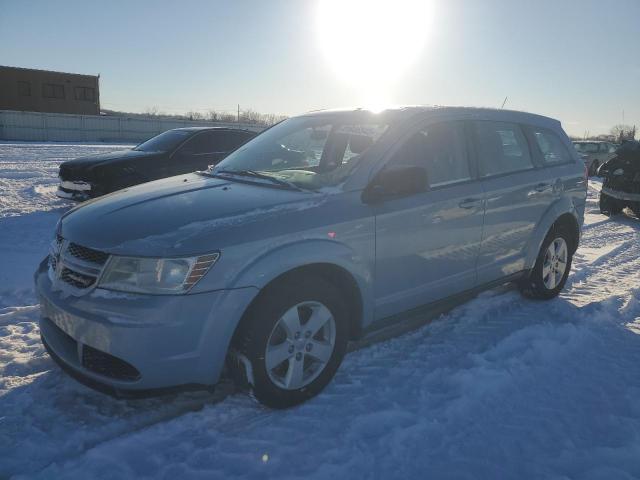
[212,116,389,189]
[133,130,192,152]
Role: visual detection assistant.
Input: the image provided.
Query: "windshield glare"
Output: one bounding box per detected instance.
[213,116,389,189]
[134,130,192,152]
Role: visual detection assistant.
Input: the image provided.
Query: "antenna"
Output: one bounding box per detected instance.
[501,96,508,109]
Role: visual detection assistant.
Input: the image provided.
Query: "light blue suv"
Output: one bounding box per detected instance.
[36,107,587,407]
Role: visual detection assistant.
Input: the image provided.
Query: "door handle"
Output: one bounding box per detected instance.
[458,198,482,209]
[528,183,552,196]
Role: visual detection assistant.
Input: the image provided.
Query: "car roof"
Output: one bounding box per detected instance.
[299,105,562,129]
[170,127,255,134]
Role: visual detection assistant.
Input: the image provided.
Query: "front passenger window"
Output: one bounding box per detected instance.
[474,121,533,176]
[391,122,471,188]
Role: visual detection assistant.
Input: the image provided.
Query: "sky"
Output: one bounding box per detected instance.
[1,0,639,136]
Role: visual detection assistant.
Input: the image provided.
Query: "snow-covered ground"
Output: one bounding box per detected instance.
[1,142,640,479]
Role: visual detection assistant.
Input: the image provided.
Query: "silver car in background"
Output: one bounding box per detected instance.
[36,106,587,408]
[572,140,617,176]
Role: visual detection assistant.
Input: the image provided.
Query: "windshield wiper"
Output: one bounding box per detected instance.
[212,169,303,191]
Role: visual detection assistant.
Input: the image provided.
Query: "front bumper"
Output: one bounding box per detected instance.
[57,180,93,201]
[602,186,640,203]
[35,258,258,393]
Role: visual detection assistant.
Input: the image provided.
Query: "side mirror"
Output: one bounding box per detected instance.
[362,165,428,203]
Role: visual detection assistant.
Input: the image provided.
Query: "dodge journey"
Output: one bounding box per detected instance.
[36,107,587,408]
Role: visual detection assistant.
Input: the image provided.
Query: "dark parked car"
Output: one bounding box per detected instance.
[57,127,256,200]
[599,141,640,218]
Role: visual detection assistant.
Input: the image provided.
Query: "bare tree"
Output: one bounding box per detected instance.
[143,106,160,116]
[186,111,205,121]
[610,124,637,143]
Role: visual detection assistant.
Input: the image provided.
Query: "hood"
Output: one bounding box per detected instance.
[60,173,326,256]
[60,150,159,174]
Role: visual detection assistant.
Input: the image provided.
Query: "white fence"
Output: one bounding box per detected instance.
[0,110,265,143]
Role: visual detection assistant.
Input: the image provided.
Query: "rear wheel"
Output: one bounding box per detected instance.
[232,275,349,408]
[519,227,573,300]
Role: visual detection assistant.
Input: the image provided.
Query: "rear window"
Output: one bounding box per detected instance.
[473,121,533,177]
[532,129,573,165]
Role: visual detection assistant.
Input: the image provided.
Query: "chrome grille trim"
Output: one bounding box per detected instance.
[67,242,109,265]
[49,236,110,295]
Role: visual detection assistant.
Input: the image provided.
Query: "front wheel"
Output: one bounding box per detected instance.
[589,160,600,176]
[232,276,349,408]
[519,228,573,300]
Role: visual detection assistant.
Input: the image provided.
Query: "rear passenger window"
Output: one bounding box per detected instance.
[474,121,533,176]
[391,122,470,188]
[531,129,572,165]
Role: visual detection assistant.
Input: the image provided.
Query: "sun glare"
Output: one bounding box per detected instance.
[316,0,432,108]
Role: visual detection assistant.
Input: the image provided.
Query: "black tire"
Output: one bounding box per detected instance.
[599,192,622,216]
[589,160,599,176]
[519,226,573,300]
[232,274,349,408]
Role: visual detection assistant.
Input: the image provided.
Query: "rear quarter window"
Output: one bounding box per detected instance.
[531,128,573,165]
[473,121,533,177]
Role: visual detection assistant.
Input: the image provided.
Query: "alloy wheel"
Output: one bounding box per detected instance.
[542,237,568,290]
[265,301,336,390]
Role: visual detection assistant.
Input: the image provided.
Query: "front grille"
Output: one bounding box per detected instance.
[50,236,110,292]
[60,267,96,289]
[67,242,110,265]
[49,254,58,273]
[82,345,141,381]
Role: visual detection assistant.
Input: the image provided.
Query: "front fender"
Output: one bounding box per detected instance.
[195,237,375,330]
[523,197,580,270]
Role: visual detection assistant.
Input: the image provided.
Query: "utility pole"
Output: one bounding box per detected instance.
[237,104,240,124]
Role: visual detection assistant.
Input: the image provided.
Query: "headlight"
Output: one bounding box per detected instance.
[98,253,219,294]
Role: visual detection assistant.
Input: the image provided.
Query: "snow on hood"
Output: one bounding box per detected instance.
[60,173,326,256]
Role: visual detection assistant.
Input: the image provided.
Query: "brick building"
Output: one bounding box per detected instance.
[0,65,100,115]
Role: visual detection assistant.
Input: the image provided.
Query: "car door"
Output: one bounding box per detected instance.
[527,125,586,220]
[472,120,554,284]
[372,121,485,320]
